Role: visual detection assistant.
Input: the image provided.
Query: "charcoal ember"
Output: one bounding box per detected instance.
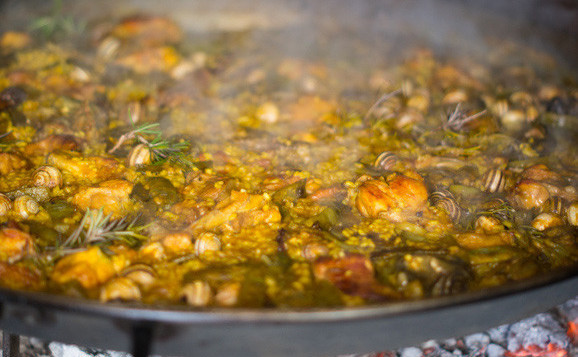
[420,340,455,357]
[49,341,131,357]
[464,332,490,351]
[557,297,578,322]
[506,313,569,353]
[487,324,509,345]
[486,343,506,357]
[399,346,424,357]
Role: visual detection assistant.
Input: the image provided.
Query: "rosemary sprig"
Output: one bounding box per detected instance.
[63,208,147,249]
[28,0,85,39]
[444,104,486,132]
[363,89,401,124]
[109,119,193,168]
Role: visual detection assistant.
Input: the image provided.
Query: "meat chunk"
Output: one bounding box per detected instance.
[47,152,122,184]
[0,153,28,175]
[0,262,42,290]
[313,254,398,300]
[72,179,134,217]
[355,172,428,221]
[0,227,35,263]
[189,190,281,233]
[51,246,116,289]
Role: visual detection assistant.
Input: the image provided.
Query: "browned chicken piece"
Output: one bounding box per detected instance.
[159,232,194,257]
[515,164,578,202]
[0,262,42,290]
[0,227,35,262]
[189,190,281,234]
[355,172,428,221]
[51,246,117,290]
[23,134,81,156]
[510,179,550,210]
[0,152,28,175]
[48,152,123,184]
[116,46,181,74]
[108,15,183,47]
[73,179,134,217]
[313,254,398,300]
[454,231,515,250]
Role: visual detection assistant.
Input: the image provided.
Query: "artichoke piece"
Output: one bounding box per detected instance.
[25,220,62,248]
[44,198,76,221]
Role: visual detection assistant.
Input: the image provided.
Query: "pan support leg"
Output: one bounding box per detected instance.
[131,323,154,357]
[2,332,20,357]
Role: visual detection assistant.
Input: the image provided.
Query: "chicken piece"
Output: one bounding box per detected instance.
[109,15,183,47]
[189,190,281,233]
[0,153,28,175]
[355,172,428,221]
[521,164,563,183]
[159,232,194,257]
[73,179,134,217]
[0,262,42,290]
[51,246,116,290]
[23,134,81,156]
[454,231,515,250]
[47,151,122,184]
[510,179,550,210]
[313,254,398,300]
[0,227,35,263]
[116,46,181,74]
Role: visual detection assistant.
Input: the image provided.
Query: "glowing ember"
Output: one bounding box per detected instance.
[567,321,578,345]
[504,343,567,357]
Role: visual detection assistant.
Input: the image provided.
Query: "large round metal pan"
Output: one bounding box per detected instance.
[0,1,577,356]
[1,267,577,357]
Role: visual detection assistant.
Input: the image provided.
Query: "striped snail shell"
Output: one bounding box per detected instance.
[13,195,39,219]
[568,201,578,226]
[194,232,221,256]
[127,144,152,167]
[429,189,461,222]
[373,151,398,171]
[121,263,157,288]
[0,193,12,216]
[540,196,567,216]
[32,165,63,188]
[482,168,507,193]
[100,277,142,302]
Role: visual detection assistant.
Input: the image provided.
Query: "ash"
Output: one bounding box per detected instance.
[1,297,577,357]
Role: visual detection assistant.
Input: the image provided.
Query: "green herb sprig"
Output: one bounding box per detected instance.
[109,119,193,168]
[29,0,85,39]
[63,208,147,249]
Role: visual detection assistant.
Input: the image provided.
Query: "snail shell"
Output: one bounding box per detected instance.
[32,165,63,188]
[181,280,212,307]
[568,201,578,226]
[127,144,152,167]
[429,189,461,222]
[540,196,567,216]
[0,193,12,216]
[194,232,221,255]
[100,277,142,302]
[120,263,157,288]
[531,213,564,231]
[482,168,507,193]
[302,242,329,261]
[13,195,39,219]
[373,151,398,171]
